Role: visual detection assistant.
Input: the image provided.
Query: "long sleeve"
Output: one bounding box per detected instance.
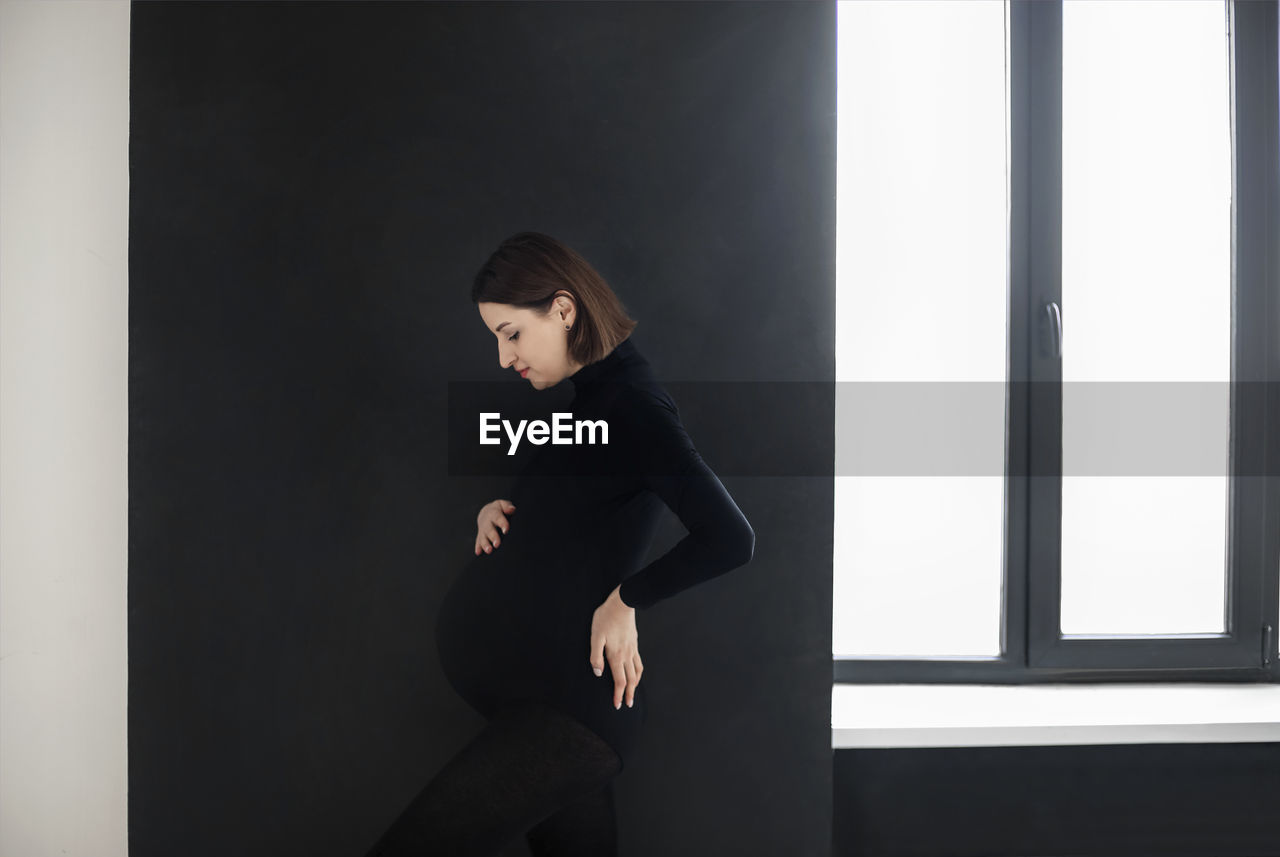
[615,389,755,611]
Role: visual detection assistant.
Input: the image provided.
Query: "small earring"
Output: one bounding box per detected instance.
[564,325,571,330]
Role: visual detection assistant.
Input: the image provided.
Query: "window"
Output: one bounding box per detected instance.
[834,0,1279,684]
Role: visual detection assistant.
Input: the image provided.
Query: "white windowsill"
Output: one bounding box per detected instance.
[832,682,1280,748]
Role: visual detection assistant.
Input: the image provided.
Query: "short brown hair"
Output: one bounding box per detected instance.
[471,232,638,366]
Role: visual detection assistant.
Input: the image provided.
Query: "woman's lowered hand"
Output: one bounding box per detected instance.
[589,584,643,710]
[475,499,516,555]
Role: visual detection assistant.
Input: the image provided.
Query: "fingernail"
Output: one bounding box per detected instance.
[626,699,633,708]
[593,668,602,677]
[615,701,621,710]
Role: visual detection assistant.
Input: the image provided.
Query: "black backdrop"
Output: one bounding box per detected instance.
[128,2,835,855]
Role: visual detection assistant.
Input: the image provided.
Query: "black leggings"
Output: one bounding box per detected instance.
[362,700,623,856]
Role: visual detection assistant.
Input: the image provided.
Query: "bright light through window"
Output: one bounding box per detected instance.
[834,0,1008,658]
[1060,0,1231,636]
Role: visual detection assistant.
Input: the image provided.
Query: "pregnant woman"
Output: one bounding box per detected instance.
[363,232,755,856]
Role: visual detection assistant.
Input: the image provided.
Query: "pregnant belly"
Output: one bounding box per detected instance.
[434,543,588,706]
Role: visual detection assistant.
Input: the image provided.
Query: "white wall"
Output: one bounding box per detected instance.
[0,1,130,855]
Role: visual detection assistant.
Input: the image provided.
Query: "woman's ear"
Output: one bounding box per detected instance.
[554,292,576,325]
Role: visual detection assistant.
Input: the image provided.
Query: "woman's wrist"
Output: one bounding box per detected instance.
[612,584,635,611]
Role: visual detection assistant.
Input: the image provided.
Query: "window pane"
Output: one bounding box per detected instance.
[1060,0,1231,635]
[834,0,1007,658]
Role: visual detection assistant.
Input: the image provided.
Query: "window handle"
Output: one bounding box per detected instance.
[1042,300,1063,359]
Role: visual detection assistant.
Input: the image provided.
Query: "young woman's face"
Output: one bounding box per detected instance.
[477,298,582,390]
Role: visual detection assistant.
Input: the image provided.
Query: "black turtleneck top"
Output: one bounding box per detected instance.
[434,334,755,770]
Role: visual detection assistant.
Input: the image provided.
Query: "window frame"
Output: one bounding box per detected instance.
[834,0,1280,686]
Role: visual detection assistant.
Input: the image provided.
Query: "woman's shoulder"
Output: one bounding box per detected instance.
[605,380,699,469]
[609,379,680,426]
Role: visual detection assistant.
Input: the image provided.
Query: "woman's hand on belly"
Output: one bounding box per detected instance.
[589,585,643,710]
[475,498,517,555]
